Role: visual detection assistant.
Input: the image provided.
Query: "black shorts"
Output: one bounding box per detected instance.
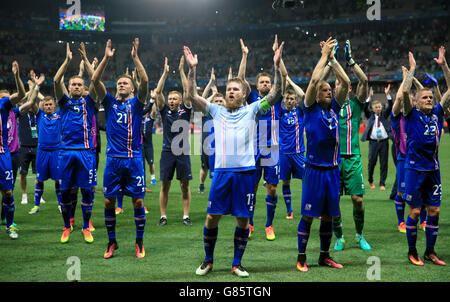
[160,150,192,181]
[19,146,37,174]
[143,144,154,165]
[10,152,20,183]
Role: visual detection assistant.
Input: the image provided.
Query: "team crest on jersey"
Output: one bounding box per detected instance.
[178,109,186,116]
[113,104,118,109]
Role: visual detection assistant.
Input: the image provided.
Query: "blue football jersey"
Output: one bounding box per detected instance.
[247,90,281,148]
[102,92,144,158]
[404,103,444,171]
[0,97,12,154]
[303,98,341,167]
[276,102,305,154]
[37,109,61,150]
[59,94,97,149]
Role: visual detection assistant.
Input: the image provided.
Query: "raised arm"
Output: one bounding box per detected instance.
[9,61,26,106]
[131,38,148,103]
[402,52,416,116]
[19,72,45,114]
[202,67,215,99]
[78,42,99,100]
[264,41,284,106]
[228,66,233,81]
[54,43,72,102]
[424,72,441,104]
[155,57,169,111]
[272,35,288,94]
[440,89,450,111]
[91,39,115,101]
[304,38,336,107]
[434,46,450,90]
[184,46,208,113]
[345,40,368,102]
[286,75,305,104]
[330,42,351,106]
[178,55,189,105]
[392,69,407,116]
[237,38,251,96]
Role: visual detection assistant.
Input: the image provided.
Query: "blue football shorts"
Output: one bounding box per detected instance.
[207,170,256,217]
[301,164,340,218]
[103,156,146,199]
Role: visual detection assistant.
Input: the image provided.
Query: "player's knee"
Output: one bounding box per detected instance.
[161,181,171,192]
[266,184,277,196]
[180,181,190,194]
[351,195,363,208]
[301,215,314,224]
[104,198,116,209]
[133,198,144,208]
[3,190,13,198]
[206,214,221,228]
[427,206,440,217]
[409,207,421,219]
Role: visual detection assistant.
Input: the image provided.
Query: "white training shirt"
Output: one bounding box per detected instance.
[206,101,264,172]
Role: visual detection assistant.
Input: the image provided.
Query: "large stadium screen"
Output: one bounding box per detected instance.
[59,7,105,32]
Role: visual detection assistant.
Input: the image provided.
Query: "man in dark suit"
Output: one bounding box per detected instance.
[361,87,393,191]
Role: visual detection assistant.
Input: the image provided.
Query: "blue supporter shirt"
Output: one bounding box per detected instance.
[303,98,341,167]
[102,92,144,158]
[36,109,61,150]
[0,97,12,154]
[275,102,305,154]
[404,103,444,171]
[59,94,97,150]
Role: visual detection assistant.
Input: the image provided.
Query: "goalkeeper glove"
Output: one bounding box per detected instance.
[345,40,356,67]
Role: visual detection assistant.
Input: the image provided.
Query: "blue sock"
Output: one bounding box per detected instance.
[117,190,123,209]
[265,194,277,228]
[425,215,439,250]
[297,218,312,253]
[104,208,116,240]
[419,206,427,224]
[2,195,15,228]
[232,227,249,267]
[70,190,78,219]
[394,195,405,225]
[81,188,93,229]
[55,181,62,206]
[282,185,293,213]
[61,190,72,229]
[134,207,146,239]
[319,220,333,253]
[34,182,44,206]
[203,226,218,263]
[406,215,418,248]
[249,191,256,226]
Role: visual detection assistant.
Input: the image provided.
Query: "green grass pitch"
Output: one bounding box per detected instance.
[1,132,449,282]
